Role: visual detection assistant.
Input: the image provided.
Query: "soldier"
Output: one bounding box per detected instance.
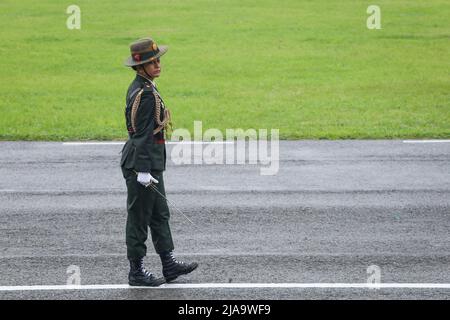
[121,37,198,286]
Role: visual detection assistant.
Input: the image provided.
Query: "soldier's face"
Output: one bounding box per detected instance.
[143,58,161,79]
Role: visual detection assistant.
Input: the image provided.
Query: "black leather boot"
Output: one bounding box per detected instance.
[128,257,166,286]
[160,251,198,282]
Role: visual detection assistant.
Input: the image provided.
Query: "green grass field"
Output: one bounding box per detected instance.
[0,0,449,140]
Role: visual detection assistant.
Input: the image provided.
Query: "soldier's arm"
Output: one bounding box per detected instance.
[131,90,156,172]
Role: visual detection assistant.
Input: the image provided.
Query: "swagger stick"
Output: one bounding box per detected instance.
[133,170,194,225]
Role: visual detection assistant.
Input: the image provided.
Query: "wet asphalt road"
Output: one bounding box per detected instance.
[0,140,449,299]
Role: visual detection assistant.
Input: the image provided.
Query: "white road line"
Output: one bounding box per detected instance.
[168,141,235,145]
[62,141,234,146]
[0,283,449,291]
[63,142,125,145]
[403,140,450,143]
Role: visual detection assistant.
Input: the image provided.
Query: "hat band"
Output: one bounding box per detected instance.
[132,49,159,63]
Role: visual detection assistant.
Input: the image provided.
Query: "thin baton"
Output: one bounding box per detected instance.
[133,170,195,225]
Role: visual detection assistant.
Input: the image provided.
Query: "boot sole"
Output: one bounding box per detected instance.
[164,263,198,283]
[129,279,166,287]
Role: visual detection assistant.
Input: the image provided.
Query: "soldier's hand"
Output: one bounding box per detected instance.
[137,172,159,187]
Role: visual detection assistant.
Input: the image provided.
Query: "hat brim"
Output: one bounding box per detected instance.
[124,45,168,67]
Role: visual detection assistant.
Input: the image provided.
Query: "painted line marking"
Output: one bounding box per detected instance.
[0,283,449,291]
[403,140,450,143]
[63,142,124,145]
[62,141,234,146]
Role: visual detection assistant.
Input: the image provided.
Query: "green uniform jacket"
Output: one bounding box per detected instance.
[120,74,167,172]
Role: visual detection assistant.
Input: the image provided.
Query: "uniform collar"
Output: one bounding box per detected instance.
[136,73,157,88]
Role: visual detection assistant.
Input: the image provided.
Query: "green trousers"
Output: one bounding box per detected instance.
[122,168,174,259]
